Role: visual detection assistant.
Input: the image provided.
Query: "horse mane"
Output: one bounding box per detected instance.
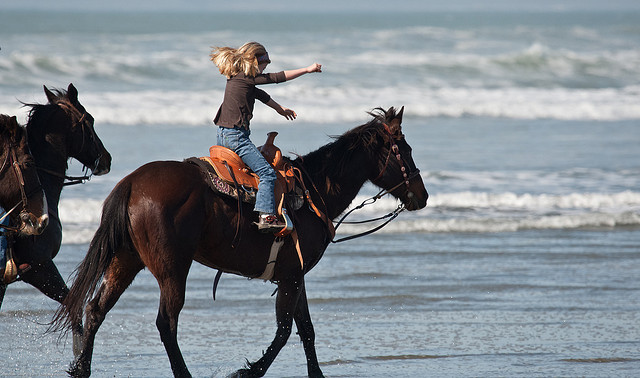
[299,107,399,196]
[339,106,398,149]
[22,87,71,131]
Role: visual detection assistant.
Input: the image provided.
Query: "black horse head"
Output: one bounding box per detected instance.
[27,83,111,178]
[368,106,428,211]
[298,106,428,220]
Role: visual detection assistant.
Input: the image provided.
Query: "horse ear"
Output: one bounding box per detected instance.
[67,83,79,103]
[0,116,7,135]
[388,106,404,136]
[5,116,19,139]
[397,106,404,122]
[44,85,57,104]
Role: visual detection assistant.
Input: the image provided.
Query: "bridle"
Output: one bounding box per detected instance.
[36,102,99,186]
[331,122,421,243]
[0,142,42,233]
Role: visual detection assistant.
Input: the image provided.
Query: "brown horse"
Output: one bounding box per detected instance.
[54,106,427,378]
[0,85,112,350]
[0,114,49,238]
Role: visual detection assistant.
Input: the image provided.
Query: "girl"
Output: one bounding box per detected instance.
[210,42,321,232]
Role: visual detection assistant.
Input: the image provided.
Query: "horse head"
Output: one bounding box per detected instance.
[0,115,49,236]
[43,83,112,176]
[370,106,428,211]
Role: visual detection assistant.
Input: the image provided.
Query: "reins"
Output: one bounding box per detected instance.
[330,169,420,243]
[36,166,93,186]
[331,201,406,243]
[0,202,22,233]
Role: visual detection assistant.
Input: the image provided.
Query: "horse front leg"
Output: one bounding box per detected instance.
[231,278,303,378]
[155,274,190,378]
[294,280,324,378]
[20,259,84,356]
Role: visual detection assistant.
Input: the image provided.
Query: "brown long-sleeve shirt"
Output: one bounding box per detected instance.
[214,71,286,129]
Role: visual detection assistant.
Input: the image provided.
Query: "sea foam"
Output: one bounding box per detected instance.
[57,191,640,244]
[3,85,639,127]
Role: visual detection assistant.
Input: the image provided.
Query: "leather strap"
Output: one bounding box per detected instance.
[292,167,335,238]
[223,161,243,248]
[257,237,285,280]
[290,230,304,270]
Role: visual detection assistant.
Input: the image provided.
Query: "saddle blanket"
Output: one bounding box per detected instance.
[185,157,257,204]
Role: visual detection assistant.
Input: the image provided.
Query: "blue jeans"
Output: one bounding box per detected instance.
[217,127,277,214]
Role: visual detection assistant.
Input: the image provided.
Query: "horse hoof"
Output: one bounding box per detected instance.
[309,368,325,378]
[67,361,90,378]
[226,369,255,378]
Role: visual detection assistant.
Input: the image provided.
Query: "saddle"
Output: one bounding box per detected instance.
[192,132,300,237]
[203,132,295,194]
[185,132,335,281]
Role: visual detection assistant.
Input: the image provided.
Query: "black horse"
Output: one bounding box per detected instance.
[0,114,49,282]
[54,106,427,377]
[0,84,111,353]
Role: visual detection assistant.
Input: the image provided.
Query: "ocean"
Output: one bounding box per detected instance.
[1,9,639,377]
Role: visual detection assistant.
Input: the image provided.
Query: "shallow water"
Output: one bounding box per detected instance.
[1,8,639,377]
[2,229,639,377]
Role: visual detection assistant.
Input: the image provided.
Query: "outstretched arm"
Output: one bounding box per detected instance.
[266,98,297,120]
[284,63,322,81]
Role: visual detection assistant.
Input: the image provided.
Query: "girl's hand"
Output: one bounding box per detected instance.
[307,63,322,73]
[279,107,297,120]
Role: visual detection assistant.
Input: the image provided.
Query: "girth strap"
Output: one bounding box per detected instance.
[258,237,285,280]
[212,236,287,300]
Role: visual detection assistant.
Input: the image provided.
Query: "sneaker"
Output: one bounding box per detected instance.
[255,213,286,233]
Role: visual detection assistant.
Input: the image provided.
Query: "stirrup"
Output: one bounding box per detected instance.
[255,213,286,233]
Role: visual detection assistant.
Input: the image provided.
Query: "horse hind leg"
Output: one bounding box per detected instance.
[69,250,143,378]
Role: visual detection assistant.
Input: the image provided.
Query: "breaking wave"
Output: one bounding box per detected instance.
[57,191,640,244]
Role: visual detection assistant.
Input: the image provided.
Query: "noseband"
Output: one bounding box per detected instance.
[0,143,42,233]
[372,122,421,196]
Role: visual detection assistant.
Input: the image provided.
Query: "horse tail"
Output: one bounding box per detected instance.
[51,179,133,334]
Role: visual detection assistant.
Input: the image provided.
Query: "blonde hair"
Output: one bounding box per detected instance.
[210,42,268,78]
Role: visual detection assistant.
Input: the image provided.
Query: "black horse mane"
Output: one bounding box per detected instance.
[297,107,399,196]
[22,87,71,132]
[338,107,399,150]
